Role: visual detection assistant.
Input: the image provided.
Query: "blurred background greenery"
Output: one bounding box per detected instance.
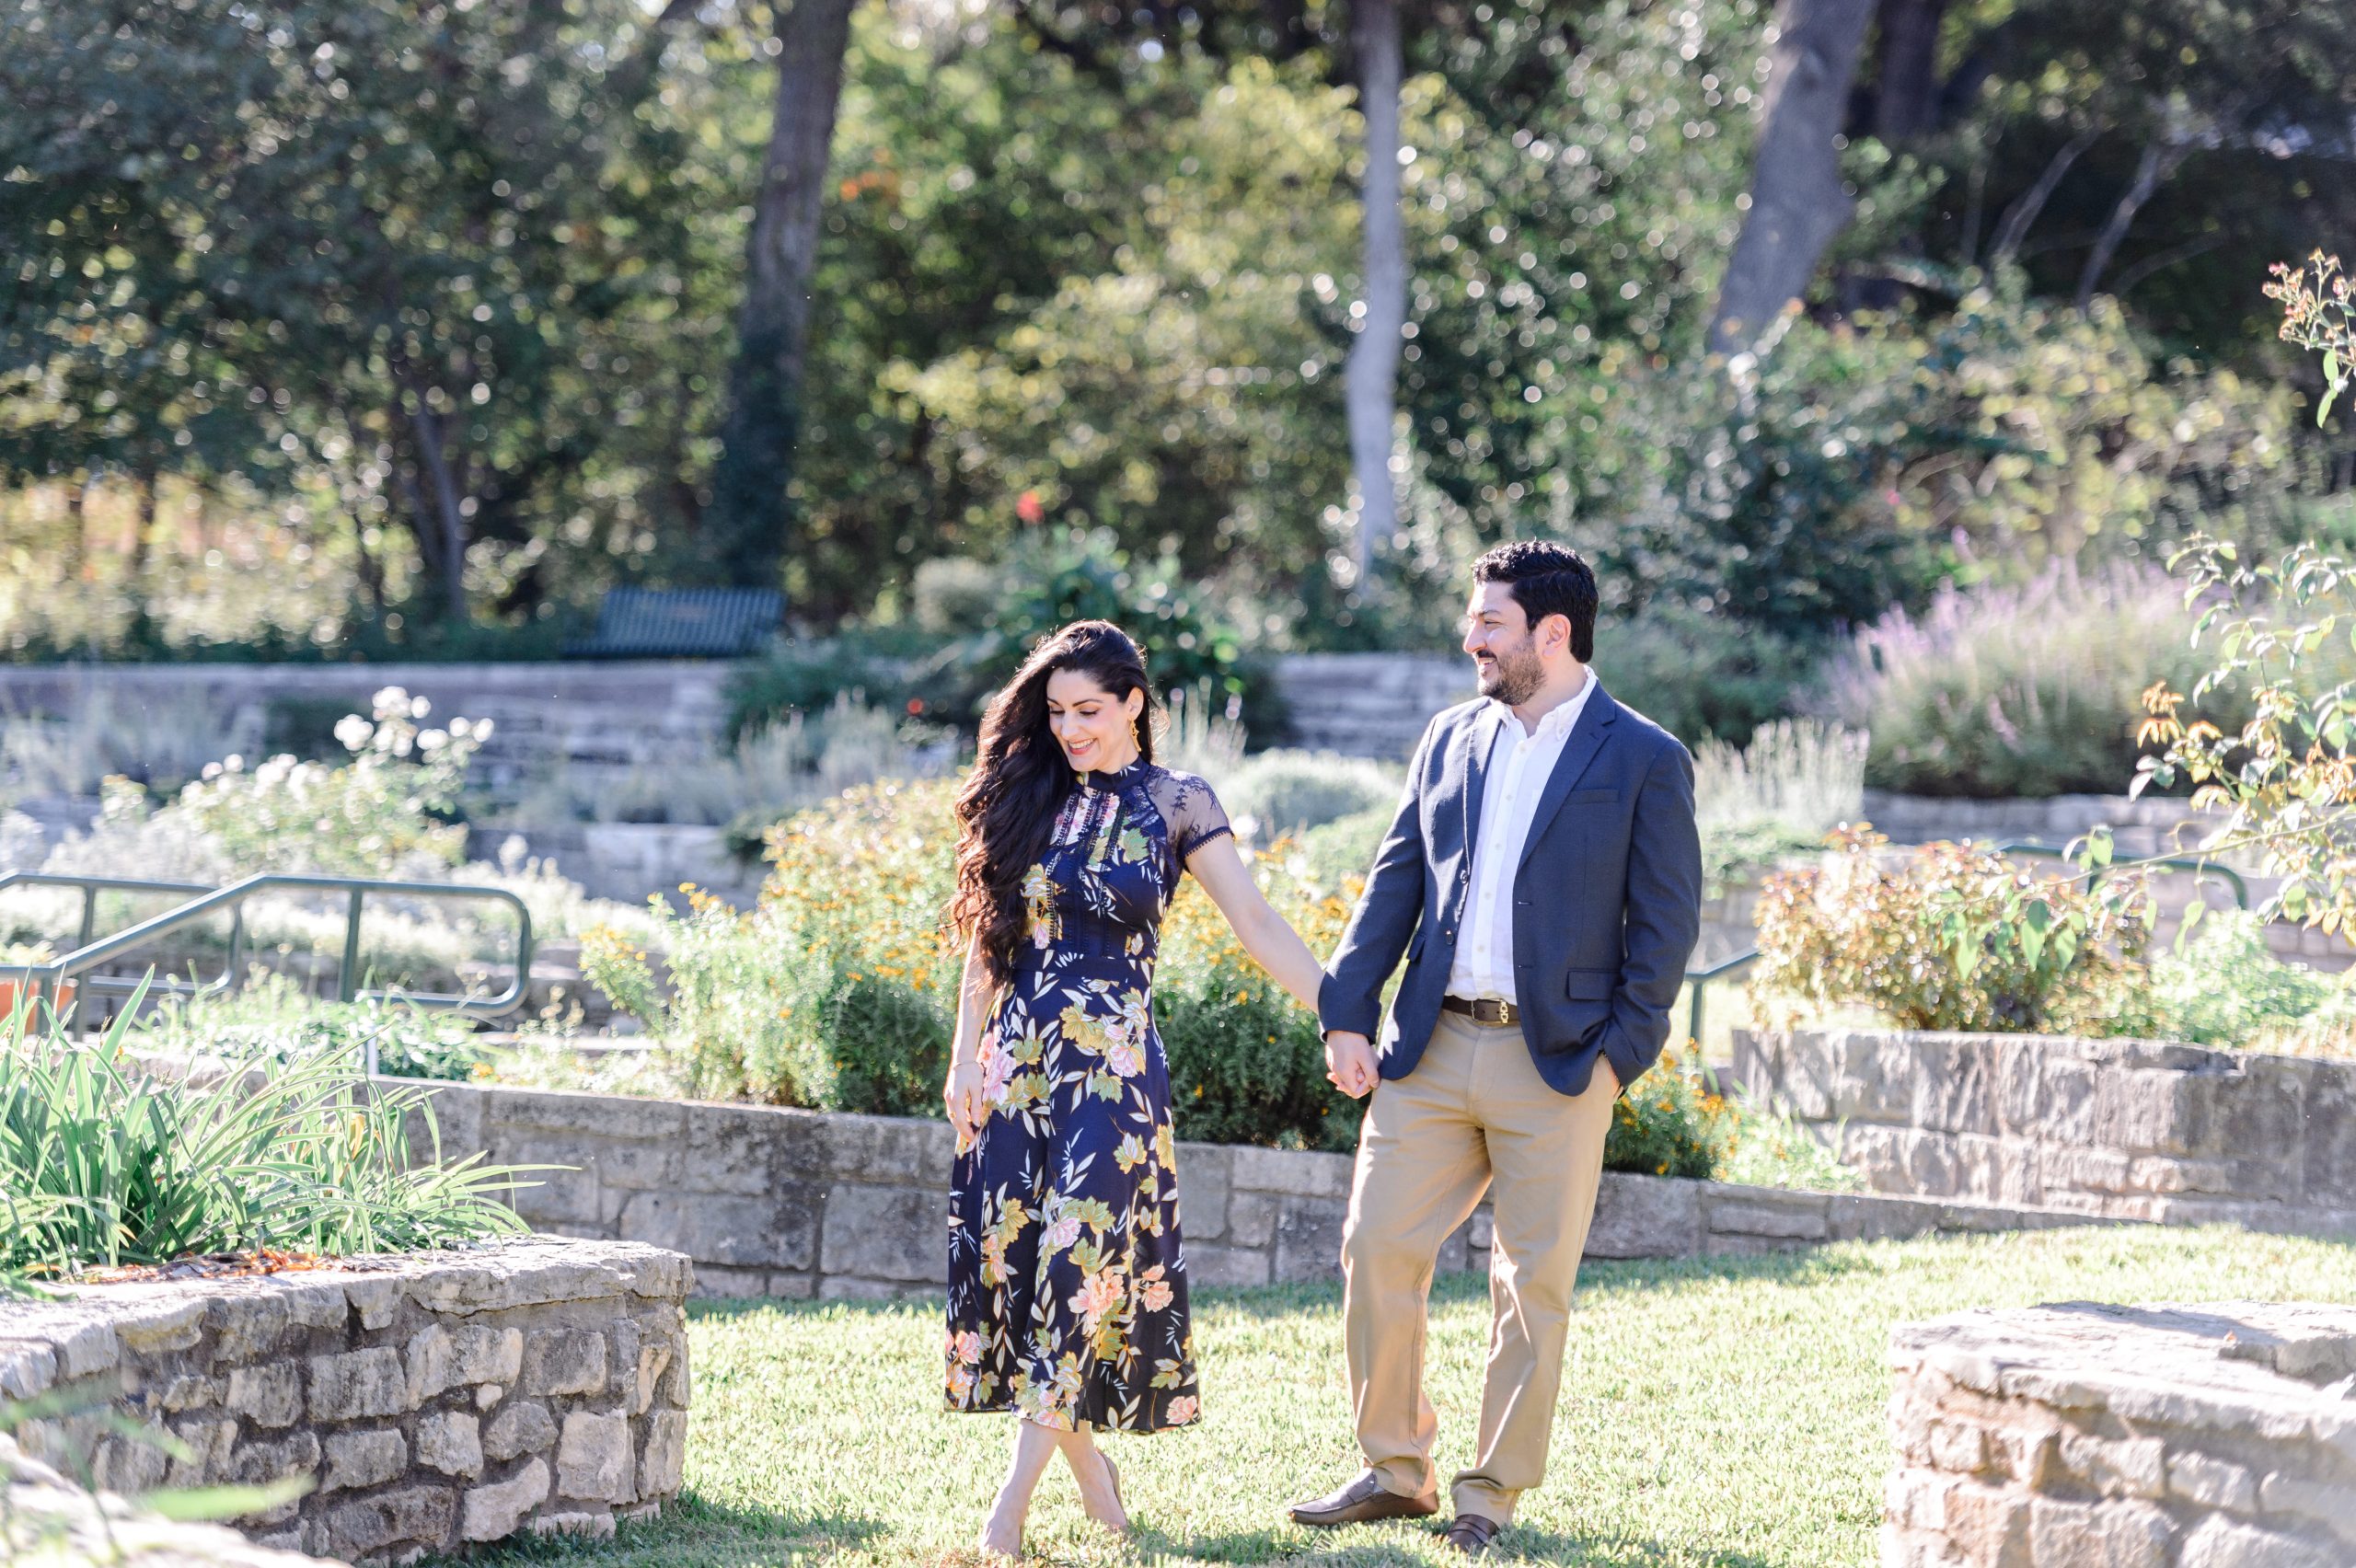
[1,0,2350,778]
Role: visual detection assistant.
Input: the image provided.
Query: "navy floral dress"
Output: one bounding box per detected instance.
[946,758,1230,1433]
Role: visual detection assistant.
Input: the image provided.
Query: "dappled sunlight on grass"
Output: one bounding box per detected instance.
[444,1228,2356,1568]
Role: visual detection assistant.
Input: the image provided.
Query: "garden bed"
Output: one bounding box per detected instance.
[1733,1026,2356,1236]
[407,1081,2122,1300]
[0,1237,692,1563]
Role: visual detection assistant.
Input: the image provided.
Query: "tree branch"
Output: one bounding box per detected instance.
[1986,124,2098,267]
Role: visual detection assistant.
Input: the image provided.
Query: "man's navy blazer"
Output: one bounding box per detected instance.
[1316,683,1703,1098]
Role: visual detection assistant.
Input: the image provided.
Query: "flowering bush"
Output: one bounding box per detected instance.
[583,776,1367,1145]
[1820,562,2209,799]
[1754,827,2150,1033]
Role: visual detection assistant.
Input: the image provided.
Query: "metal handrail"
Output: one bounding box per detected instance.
[1680,839,2254,1046]
[0,871,535,1018]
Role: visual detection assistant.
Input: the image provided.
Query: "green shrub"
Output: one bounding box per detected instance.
[1220,749,1403,844]
[143,973,498,1082]
[2140,910,2331,1047]
[1602,1043,1732,1179]
[1694,719,1866,894]
[1821,562,2201,799]
[1754,828,2150,1033]
[1605,604,1825,747]
[0,986,531,1273]
[1294,806,1393,898]
[582,776,1363,1144]
[724,637,917,739]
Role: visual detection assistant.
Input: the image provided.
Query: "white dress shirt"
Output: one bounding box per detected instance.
[1447,671,1600,1005]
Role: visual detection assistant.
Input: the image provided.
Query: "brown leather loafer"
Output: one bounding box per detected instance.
[1286,1470,1440,1528]
[1444,1513,1503,1556]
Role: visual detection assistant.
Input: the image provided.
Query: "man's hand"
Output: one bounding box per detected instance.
[1324,1030,1379,1099]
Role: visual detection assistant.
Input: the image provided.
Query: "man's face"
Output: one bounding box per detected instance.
[1462,582,1546,705]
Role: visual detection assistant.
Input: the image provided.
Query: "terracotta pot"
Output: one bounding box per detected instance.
[0,979,76,1024]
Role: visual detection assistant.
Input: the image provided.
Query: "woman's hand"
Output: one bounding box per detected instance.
[945,1056,987,1149]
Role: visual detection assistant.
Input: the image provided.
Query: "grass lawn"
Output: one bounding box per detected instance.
[452,1227,2356,1568]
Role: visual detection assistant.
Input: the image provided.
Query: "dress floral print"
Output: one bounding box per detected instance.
[947,759,1230,1433]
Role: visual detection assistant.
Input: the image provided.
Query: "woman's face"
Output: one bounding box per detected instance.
[1045,667,1144,773]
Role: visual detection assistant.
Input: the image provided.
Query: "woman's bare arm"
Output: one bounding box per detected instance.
[1183,836,1326,1011]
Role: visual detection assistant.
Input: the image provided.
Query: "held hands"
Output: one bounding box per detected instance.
[944,1057,986,1150]
[1322,1030,1379,1099]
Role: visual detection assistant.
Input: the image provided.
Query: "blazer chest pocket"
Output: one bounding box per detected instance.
[1561,789,1619,808]
[1564,968,1617,1000]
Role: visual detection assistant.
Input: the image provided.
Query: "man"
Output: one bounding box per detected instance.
[1288,540,1703,1554]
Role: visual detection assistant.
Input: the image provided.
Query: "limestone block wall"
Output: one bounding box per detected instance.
[1884,1301,2356,1566]
[410,1081,2114,1301]
[0,1239,691,1563]
[1266,652,1472,760]
[1734,1028,2356,1238]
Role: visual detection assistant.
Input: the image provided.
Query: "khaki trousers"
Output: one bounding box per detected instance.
[1340,1009,1615,1524]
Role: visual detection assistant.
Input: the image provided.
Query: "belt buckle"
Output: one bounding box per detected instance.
[1476,997,1514,1026]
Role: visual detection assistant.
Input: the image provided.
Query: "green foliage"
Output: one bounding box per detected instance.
[1602,1044,1734,1180]
[1693,720,1865,893]
[2140,911,2331,1047]
[1826,561,2208,799]
[1755,828,2151,1034]
[1218,751,1403,844]
[1292,807,1394,896]
[2140,535,2356,949]
[143,973,496,1083]
[0,0,707,628]
[0,984,532,1273]
[1605,605,1824,747]
[581,776,1363,1146]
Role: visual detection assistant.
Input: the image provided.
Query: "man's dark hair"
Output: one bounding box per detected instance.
[1472,540,1598,662]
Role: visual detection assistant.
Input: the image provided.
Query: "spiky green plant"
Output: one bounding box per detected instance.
[0,981,537,1273]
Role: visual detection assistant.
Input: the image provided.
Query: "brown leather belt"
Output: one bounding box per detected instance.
[1442,995,1520,1027]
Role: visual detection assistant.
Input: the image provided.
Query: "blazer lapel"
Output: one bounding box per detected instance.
[1457,705,1496,872]
[1516,684,1620,873]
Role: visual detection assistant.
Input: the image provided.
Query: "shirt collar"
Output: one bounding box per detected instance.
[1489,669,1599,741]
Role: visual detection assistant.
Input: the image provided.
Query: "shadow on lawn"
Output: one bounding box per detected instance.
[1140,1517,1786,1567]
[438,1491,884,1567]
[685,1244,1888,1330]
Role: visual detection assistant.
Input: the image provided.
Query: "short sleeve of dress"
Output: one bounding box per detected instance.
[1149,769,1233,867]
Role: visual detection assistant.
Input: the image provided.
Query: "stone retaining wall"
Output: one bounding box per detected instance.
[0,1239,692,1563]
[1734,1028,2356,1238]
[1883,1301,2356,1565]
[410,1081,2114,1300]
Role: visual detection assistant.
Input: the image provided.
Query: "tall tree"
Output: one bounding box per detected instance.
[0,0,691,628]
[1343,0,1407,582]
[705,0,860,590]
[1706,0,1877,356]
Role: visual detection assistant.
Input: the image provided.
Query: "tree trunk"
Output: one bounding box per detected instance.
[1707,0,1878,358]
[1986,125,2098,267]
[708,0,858,590]
[63,473,86,582]
[2074,138,2191,312]
[1343,0,1405,584]
[404,395,471,622]
[1870,0,1946,144]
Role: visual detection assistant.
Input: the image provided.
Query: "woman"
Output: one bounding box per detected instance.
[943,620,1327,1557]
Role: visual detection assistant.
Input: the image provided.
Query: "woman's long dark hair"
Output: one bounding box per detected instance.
[952,620,1160,989]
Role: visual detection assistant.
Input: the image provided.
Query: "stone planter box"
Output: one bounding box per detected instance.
[1884,1301,2356,1565]
[0,1238,692,1563]
[407,1080,2118,1302]
[1734,1027,2356,1239]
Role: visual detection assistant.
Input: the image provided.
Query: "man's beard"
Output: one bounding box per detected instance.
[1476,642,1544,706]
